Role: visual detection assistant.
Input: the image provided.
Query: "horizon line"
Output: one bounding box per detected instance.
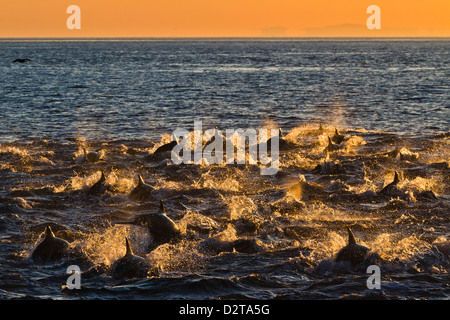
[1,36,449,41]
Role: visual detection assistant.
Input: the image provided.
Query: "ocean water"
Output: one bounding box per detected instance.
[0,39,449,300]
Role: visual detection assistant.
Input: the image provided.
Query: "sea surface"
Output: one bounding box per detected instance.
[0,39,449,300]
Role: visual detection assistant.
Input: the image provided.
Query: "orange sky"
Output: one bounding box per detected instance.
[1,0,449,37]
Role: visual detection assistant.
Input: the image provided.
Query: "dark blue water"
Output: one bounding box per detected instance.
[1,40,449,142]
[0,39,449,301]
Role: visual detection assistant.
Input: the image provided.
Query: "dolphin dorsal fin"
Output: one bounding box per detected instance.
[172,133,179,144]
[335,128,339,136]
[393,171,400,184]
[125,237,133,256]
[100,171,106,182]
[159,200,166,214]
[278,128,283,138]
[45,226,55,239]
[328,136,333,145]
[347,227,357,245]
[138,174,145,185]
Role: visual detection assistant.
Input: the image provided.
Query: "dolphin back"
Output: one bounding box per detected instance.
[31,227,70,263]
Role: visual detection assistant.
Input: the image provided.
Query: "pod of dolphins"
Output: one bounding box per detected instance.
[29,126,424,280]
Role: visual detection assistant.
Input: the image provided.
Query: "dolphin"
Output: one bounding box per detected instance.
[325,136,340,152]
[153,134,179,155]
[263,128,292,152]
[83,148,100,163]
[378,171,400,195]
[335,227,370,266]
[120,200,182,248]
[385,148,418,162]
[199,237,263,254]
[313,160,345,174]
[288,174,327,201]
[202,126,228,155]
[87,171,107,196]
[414,190,438,201]
[31,226,70,263]
[110,238,152,280]
[13,58,31,63]
[318,123,324,132]
[331,128,345,144]
[154,140,177,155]
[129,174,156,201]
